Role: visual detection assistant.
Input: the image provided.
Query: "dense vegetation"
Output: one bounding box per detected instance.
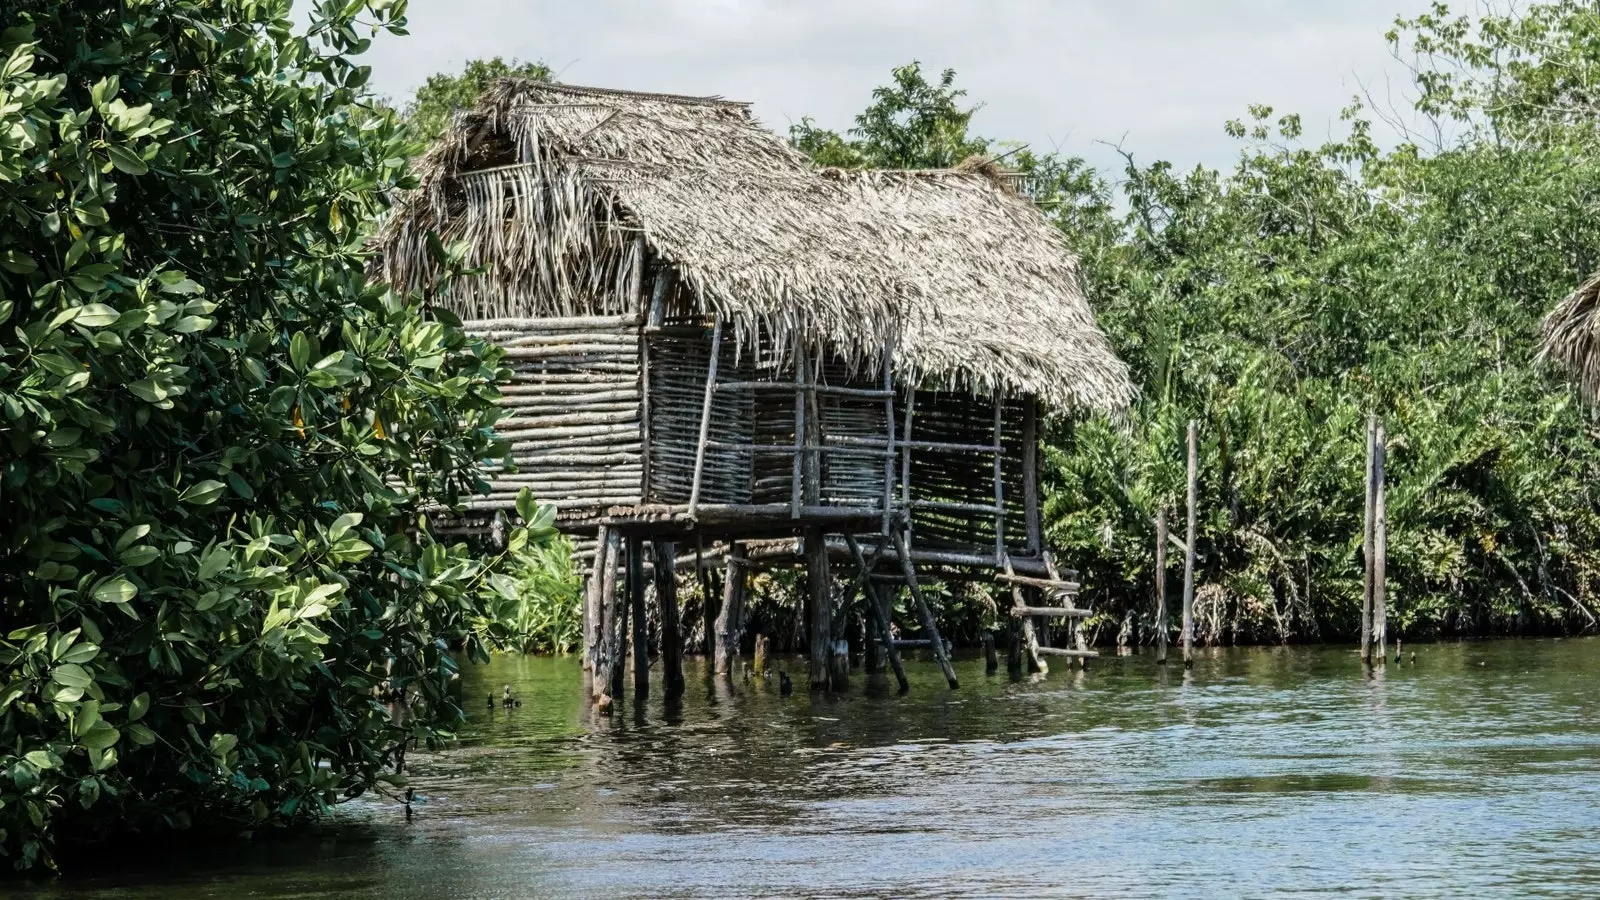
[0,0,570,871]
[792,5,1600,645]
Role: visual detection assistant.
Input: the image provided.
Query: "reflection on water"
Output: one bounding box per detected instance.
[20,640,1600,898]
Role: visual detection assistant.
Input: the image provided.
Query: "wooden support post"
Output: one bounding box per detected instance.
[1023,396,1042,555]
[714,543,747,675]
[628,536,647,701]
[595,529,622,701]
[805,526,832,690]
[697,538,716,658]
[983,632,998,675]
[1361,414,1376,665]
[654,541,683,697]
[882,338,897,534]
[1006,620,1023,677]
[688,316,723,517]
[1155,510,1168,665]
[791,341,808,518]
[583,525,610,673]
[608,532,627,699]
[829,639,850,691]
[846,534,908,692]
[1182,420,1197,669]
[1374,421,1388,663]
[992,397,1006,563]
[893,525,958,689]
[753,634,769,676]
[901,391,915,508]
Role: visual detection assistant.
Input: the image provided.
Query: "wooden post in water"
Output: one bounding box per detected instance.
[1374,421,1388,663]
[714,543,747,675]
[1155,509,1168,665]
[628,536,647,700]
[846,534,909,693]
[595,529,622,702]
[753,634,770,676]
[654,541,683,697]
[608,532,628,699]
[894,525,959,689]
[583,525,611,673]
[806,526,832,690]
[983,632,998,675]
[1182,420,1197,668]
[1361,415,1376,665]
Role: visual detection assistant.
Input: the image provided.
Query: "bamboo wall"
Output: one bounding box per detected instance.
[466,315,644,517]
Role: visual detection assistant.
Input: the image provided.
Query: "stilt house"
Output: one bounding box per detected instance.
[377,80,1133,699]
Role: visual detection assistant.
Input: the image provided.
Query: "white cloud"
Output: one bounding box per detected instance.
[364,0,1439,177]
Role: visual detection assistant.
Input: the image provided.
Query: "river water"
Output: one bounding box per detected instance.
[20,639,1600,898]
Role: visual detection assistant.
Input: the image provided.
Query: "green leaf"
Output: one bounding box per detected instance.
[119,545,159,567]
[74,303,120,327]
[129,692,150,722]
[92,577,137,605]
[51,662,93,689]
[179,480,226,505]
[328,512,361,542]
[126,723,156,746]
[290,332,310,372]
[60,642,99,664]
[106,144,148,175]
[515,489,537,523]
[80,722,120,751]
[115,524,151,553]
[24,751,57,771]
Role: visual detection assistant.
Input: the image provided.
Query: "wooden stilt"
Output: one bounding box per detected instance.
[845,534,908,693]
[583,525,610,673]
[1006,619,1023,677]
[1182,420,1197,669]
[892,524,958,689]
[597,529,622,702]
[608,532,627,699]
[1155,509,1168,665]
[806,526,832,690]
[983,632,998,675]
[714,542,747,675]
[697,538,716,658]
[628,536,647,700]
[1374,421,1388,663]
[753,634,769,676]
[1362,414,1376,666]
[655,541,683,697]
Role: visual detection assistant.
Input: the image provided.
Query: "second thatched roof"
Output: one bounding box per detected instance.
[376,80,1133,411]
[1541,271,1600,399]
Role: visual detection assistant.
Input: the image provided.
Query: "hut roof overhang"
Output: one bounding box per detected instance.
[377,80,1134,411]
[1541,270,1600,399]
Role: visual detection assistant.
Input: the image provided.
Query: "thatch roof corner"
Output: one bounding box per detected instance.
[1540,271,1600,400]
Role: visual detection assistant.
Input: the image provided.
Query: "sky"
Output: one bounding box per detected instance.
[363,0,1448,178]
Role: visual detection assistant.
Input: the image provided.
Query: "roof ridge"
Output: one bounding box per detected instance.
[498,78,749,109]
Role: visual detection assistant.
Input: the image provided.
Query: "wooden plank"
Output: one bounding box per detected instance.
[1035,646,1099,659]
[1009,606,1091,619]
[845,534,908,693]
[995,573,1081,593]
[1023,395,1041,553]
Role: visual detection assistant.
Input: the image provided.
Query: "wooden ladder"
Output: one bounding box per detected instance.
[1001,552,1097,675]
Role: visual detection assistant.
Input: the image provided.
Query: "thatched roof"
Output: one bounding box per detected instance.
[376,80,1133,410]
[1541,271,1600,399]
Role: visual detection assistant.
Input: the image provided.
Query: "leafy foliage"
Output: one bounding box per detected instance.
[797,5,1600,646]
[402,56,552,144]
[474,505,583,656]
[0,0,558,871]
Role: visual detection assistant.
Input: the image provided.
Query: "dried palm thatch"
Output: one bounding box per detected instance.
[1541,270,1600,400]
[376,80,1133,411]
